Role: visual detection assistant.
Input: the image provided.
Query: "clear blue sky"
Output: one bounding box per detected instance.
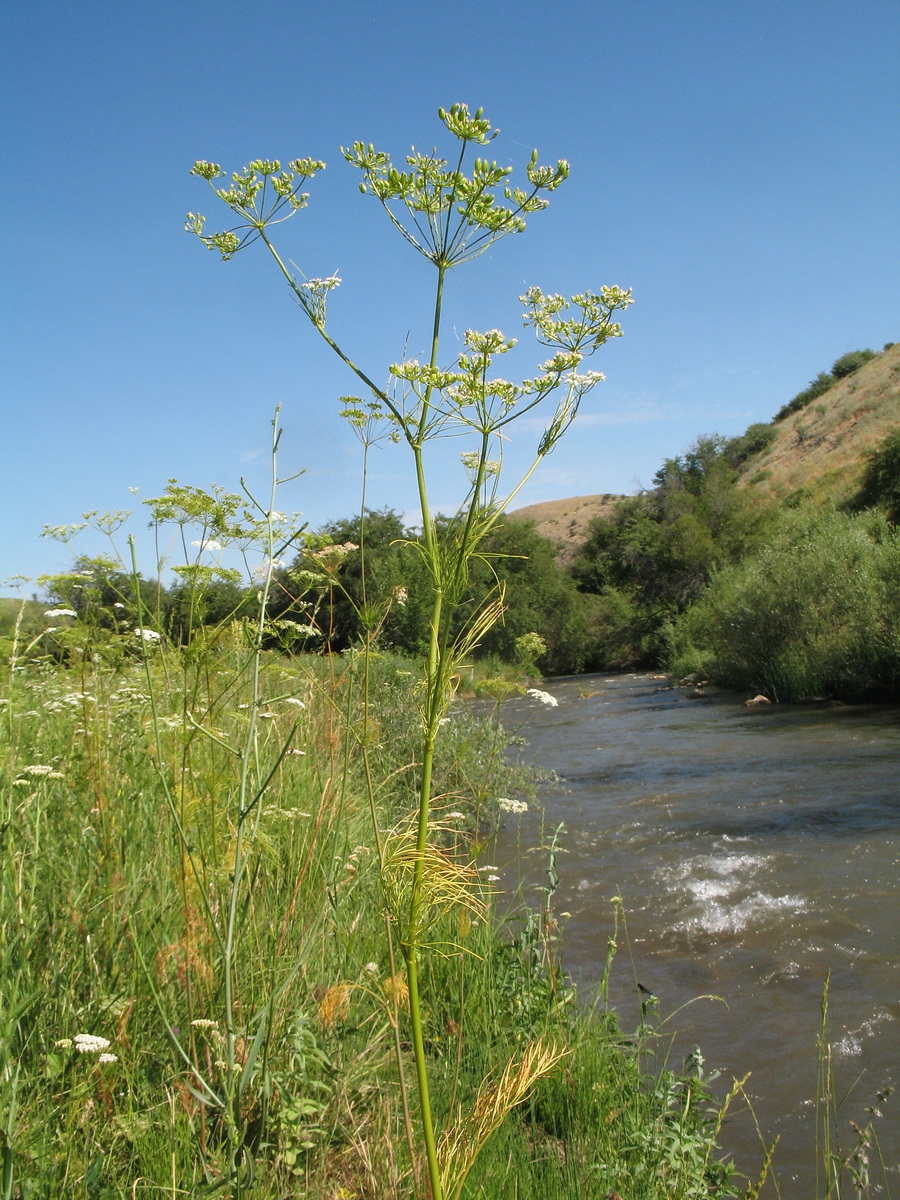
[3,0,898,592]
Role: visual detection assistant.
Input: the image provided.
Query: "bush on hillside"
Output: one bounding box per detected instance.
[723,422,777,467]
[852,427,900,523]
[831,348,876,379]
[774,371,835,422]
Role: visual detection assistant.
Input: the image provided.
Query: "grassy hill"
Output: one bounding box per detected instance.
[512,342,900,548]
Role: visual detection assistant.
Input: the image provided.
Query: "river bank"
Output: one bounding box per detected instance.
[492,672,900,1193]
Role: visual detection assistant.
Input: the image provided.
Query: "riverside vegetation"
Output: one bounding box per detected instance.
[0,106,764,1199]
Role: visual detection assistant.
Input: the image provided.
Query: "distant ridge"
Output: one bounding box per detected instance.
[511,342,900,553]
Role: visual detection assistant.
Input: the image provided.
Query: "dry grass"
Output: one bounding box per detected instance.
[509,494,627,560]
[740,342,900,503]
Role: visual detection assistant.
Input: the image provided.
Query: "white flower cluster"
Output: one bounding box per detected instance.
[134,628,162,642]
[497,797,528,814]
[527,688,558,708]
[44,608,77,619]
[56,1033,117,1062]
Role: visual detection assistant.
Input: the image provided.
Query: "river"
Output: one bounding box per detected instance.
[491,672,899,1194]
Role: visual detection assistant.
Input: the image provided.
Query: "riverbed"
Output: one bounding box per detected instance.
[491,673,900,1193]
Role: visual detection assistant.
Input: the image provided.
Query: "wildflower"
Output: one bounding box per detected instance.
[191,1018,219,1030]
[486,874,501,882]
[134,628,162,642]
[20,764,55,776]
[98,1053,118,1063]
[498,797,528,814]
[54,1038,73,1049]
[73,1034,111,1054]
[393,584,408,606]
[44,608,77,619]
[283,697,306,708]
[363,962,379,975]
[527,688,558,707]
[446,812,465,820]
[285,748,306,756]
[113,602,126,609]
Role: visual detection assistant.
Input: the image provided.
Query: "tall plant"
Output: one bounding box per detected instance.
[187,103,632,1199]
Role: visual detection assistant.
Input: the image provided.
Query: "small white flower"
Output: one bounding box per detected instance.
[527,688,558,708]
[44,608,77,619]
[21,764,54,776]
[113,602,126,609]
[191,1018,219,1030]
[54,1038,73,1049]
[283,698,306,708]
[486,874,501,882]
[363,962,379,975]
[98,1053,118,1063]
[134,628,162,642]
[446,812,465,820]
[498,797,528,815]
[73,1033,111,1054]
[285,748,306,756]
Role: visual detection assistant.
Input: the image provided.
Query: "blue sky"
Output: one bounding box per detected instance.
[3,0,898,592]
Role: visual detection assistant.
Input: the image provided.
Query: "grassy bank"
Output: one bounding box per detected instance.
[1,626,747,1198]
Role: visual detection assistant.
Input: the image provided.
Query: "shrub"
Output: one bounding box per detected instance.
[831,348,876,379]
[723,422,777,467]
[853,427,900,523]
[774,371,834,422]
[668,508,900,700]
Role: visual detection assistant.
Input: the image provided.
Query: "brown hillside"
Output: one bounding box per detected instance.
[737,342,900,502]
[508,493,626,560]
[511,342,900,553]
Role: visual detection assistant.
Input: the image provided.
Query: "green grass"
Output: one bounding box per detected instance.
[0,632,752,1199]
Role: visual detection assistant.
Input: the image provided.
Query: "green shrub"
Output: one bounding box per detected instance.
[831,348,876,379]
[774,371,834,422]
[852,427,900,523]
[723,422,777,467]
[667,507,900,700]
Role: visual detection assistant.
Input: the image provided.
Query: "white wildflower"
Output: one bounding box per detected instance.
[285,748,306,756]
[54,1038,73,1049]
[363,962,379,975]
[498,797,529,815]
[527,688,558,707]
[98,1053,118,1063]
[44,608,77,619]
[73,1034,111,1054]
[134,628,162,642]
[21,764,54,776]
[191,1018,219,1030]
[446,812,465,820]
[486,874,501,882]
[283,698,306,708]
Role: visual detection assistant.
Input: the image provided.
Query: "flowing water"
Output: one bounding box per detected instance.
[491,673,900,1193]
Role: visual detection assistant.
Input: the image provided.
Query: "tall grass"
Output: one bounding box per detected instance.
[1,570,756,1197]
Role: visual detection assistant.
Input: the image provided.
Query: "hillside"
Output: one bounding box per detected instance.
[511,342,900,549]
[738,341,900,502]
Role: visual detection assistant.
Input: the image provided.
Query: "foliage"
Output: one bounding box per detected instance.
[721,421,777,467]
[666,506,900,700]
[830,348,876,380]
[570,435,771,666]
[851,426,900,523]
